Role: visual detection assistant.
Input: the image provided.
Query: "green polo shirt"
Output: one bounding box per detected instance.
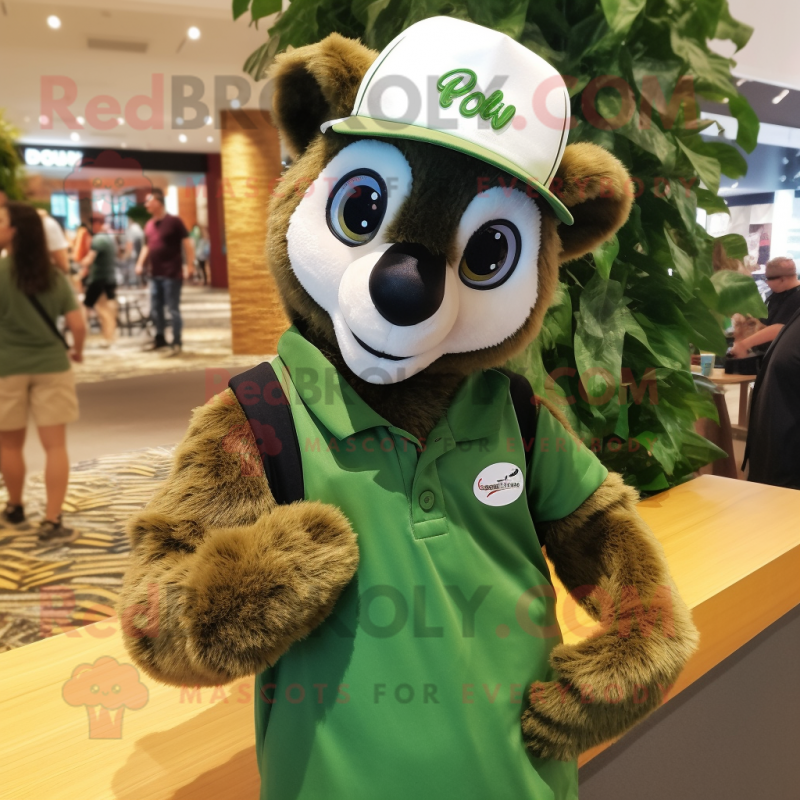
[255,327,607,799]
[0,255,77,377]
[89,233,117,283]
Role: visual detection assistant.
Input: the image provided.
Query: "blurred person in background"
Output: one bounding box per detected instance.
[79,212,118,347]
[135,188,194,356]
[730,257,800,358]
[72,215,92,265]
[0,201,85,543]
[123,209,145,287]
[36,207,70,274]
[195,225,210,286]
[744,306,800,489]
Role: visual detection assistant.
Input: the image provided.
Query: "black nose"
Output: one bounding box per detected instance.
[369,242,447,327]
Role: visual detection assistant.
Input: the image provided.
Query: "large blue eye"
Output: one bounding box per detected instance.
[459,219,521,290]
[326,169,388,247]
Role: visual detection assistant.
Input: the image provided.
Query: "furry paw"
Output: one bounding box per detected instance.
[182,501,359,679]
[522,620,697,760]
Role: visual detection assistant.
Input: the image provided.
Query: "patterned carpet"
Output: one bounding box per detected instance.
[0,286,274,653]
[0,448,173,653]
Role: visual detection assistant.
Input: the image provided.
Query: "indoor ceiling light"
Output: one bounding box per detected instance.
[772,89,790,105]
[117,116,124,125]
[188,26,200,40]
[39,114,49,126]
[70,132,80,142]
[204,115,213,126]
[179,134,187,143]
[47,15,61,29]
[176,117,184,126]
[230,98,241,109]
[121,142,128,148]
[76,116,85,125]
[207,135,213,143]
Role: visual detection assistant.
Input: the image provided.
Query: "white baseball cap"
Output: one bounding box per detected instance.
[321,16,573,224]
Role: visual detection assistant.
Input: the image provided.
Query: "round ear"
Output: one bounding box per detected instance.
[553,142,633,264]
[268,33,377,158]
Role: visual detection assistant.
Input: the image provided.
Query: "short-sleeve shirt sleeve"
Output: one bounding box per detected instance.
[766,286,800,327]
[526,405,608,523]
[43,215,67,252]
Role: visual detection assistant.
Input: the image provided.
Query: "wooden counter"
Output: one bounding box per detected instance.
[1,476,798,798]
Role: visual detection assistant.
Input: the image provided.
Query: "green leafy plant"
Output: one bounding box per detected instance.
[125,204,151,226]
[232,0,767,492]
[0,110,26,200]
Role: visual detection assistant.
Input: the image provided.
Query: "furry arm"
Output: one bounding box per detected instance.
[117,389,359,687]
[522,472,699,760]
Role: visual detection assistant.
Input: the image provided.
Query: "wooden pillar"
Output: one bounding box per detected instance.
[177,181,197,231]
[220,109,288,355]
[205,153,228,289]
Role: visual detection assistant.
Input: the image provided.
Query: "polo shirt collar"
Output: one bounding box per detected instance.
[277,326,511,443]
[277,326,388,440]
[445,368,510,443]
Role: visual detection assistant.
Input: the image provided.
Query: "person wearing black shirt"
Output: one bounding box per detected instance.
[744,306,800,488]
[730,257,800,358]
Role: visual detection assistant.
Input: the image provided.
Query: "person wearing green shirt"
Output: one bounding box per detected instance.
[0,201,85,542]
[79,212,118,346]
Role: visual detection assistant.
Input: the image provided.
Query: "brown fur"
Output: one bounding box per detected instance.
[269,35,377,157]
[523,473,699,759]
[184,499,358,677]
[118,390,359,686]
[122,35,695,765]
[554,142,633,263]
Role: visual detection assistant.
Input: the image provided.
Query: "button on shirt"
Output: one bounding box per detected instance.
[255,327,608,800]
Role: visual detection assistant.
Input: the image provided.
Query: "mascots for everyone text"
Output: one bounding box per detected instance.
[120,17,698,799]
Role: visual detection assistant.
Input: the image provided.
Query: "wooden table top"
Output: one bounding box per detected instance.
[1,476,798,797]
[691,366,757,384]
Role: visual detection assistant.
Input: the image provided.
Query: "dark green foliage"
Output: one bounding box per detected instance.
[125,204,151,226]
[232,0,766,492]
[0,111,25,200]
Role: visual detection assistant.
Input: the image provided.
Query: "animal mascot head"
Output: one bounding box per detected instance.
[120,17,698,800]
[268,18,632,404]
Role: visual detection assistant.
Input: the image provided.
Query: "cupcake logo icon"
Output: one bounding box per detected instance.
[62,656,149,739]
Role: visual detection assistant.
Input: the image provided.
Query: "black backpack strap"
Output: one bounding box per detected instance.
[27,294,69,349]
[498,368,539,457]
[228,362,304,505]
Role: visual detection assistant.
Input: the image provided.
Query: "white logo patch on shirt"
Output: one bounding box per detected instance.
[473,462,524,507]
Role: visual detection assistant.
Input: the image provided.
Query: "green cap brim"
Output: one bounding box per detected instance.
[329,116,574,226]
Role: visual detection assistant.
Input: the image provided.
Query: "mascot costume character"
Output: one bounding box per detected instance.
[120,16,698,799]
